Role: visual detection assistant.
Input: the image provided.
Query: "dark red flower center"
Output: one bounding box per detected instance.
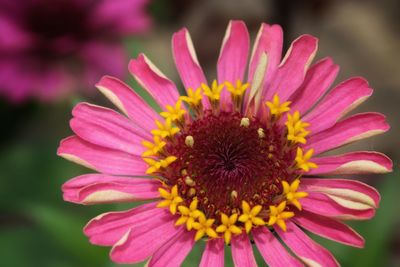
[161,111,299,219]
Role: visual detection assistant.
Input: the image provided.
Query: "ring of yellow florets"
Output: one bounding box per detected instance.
[141,79,317,244]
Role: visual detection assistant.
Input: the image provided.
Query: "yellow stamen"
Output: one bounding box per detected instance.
[282,180,308,210]
[144,156,177,174]
[180,87,203,107]
[225,80,249,97]
[202,80,224,102]
[295,147,318,172]
[238,201,266,233]
[175,198,202,230]
[266,94,291,117]
[185,135,194,147]
[240,118,250,127]
[285,111,310,144]
[141,136,166,157]
[192,211,218,241]
[216,213,242,244]
[268,201,294,232]
[151,118,180,138]
[257,128,265,138]
[157,185,183,214]
[160,100,186,122]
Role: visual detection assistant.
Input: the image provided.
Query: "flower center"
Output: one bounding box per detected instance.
[143,80,317,243]
[162,111,296,219]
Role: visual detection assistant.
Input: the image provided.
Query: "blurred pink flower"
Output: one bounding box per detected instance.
[0,0,151,102]
[58,21,392,266]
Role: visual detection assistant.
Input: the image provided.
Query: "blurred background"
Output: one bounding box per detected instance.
[0,0,399,266]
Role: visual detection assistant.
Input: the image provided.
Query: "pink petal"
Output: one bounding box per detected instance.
[253,227,302,267]
[200,238,224,267]
[70,103,148,155]
[264,34,318,102]
[148,228,195,267]
[84,202,159,245]
[305,112,390,155]
[248,23,283,85]
[289,57,339,115]
[304,77,373,134]
[57,136,147,176]
[275,221,339,267]
[300,178,380,209]
[294,210,364,248]
[96,75,159,134]
[172,28,209,108]
[217,20,250,109]
[309,151,393,175]
[231,233,257,267]
[129,54,181,109]
[62,174,160,204]
[110,208,179,263]
[300,192,375,220]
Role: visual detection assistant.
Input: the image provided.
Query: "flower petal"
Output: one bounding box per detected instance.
[309,151,393,175]
[129,53,181,108]
[172,28,209,108]
[248,23,283,85]
[110,208,179,263]
[96,75,159,134]
[275,221,339,267]
[148,228,195,267]
[294,210,364,248]
[289,57,339,115]
[84,202,159,245]
[200,238,224,267]
[300,192,375,220]
[300,178,380,209]
[62,174,160,204]
[264,34,318,102]
[305,112,390,155]
[253,227,302,267]
[231,233,257,267]
[304,77,372,134]
[217,20,250,108]
[57,136,147,175]
[70,103,148,155]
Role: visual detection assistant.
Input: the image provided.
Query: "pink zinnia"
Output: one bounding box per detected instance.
[0,0,151,102]
[58,21,392,266]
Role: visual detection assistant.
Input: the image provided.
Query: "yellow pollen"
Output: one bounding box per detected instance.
[144,156,177,174]
[268,201,294,232]
[192,211,218,241]
[225,80,250,97]
[266,94,291,117]
[231,190,238,199]
[185,176,196,186]
[157,185,183,214]
[257,128,265,138]
[185,135,194,147]
[180,87,203,107]
[151,118,180,138]
[282,180,308,210]
[216,213,242,244]
[202,80,224,102]
[160,100,186,122]
[240,117,250,127]
[295,147,318,172]
[238,201,266,233]
[188,188,196,196]
[141,136,166,157]
[175,198,202,230]
[285,111,310,144]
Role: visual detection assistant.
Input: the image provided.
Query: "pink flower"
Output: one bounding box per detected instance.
[58,21,392,266]
[0,0,151,102]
